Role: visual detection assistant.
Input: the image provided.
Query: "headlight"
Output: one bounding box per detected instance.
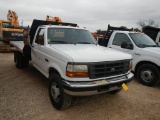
[66,64,88,77]
[129,59,132,71]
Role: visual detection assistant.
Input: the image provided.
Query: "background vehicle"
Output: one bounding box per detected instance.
[142,26,160,46]
[10,20,133,110]
[98,25,160,86]
[92,32,104,44]
[0,10,24,41]
[0,10,29,52]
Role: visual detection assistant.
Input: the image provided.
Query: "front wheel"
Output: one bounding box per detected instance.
[49,74,72,110]
[137,64,160,86]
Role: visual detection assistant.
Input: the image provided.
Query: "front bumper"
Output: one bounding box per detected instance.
[62,72,134,96]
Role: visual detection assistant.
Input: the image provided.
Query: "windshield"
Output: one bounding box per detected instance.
[47,28,96,44]
[2,22,11,28]
[129,33,157,48]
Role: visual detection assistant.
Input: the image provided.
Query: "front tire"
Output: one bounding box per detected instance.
[137,64,160,86]
[49,74,72,110]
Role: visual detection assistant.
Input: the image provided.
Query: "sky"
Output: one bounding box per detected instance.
[0,0,159,32]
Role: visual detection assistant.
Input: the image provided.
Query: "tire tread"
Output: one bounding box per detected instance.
[49,74,72,110]
[137,64,160,86]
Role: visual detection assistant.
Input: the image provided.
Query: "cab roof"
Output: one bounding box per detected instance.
[39,25,84,30]
[29,19,77,44]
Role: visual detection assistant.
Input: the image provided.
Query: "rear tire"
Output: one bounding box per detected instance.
[23,55,29,68]
[49,74,72,110]
[137,64,160,86]
[23,45,31,68]
[14,51,16,63]
[15,51,23,69]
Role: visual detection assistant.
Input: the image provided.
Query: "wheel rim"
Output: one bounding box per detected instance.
[140,69,154,82]
[51,82,60,102]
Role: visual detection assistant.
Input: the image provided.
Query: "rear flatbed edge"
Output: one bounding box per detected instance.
[10,41,24,53]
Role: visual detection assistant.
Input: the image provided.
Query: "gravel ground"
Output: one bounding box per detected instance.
[0,53,160,120]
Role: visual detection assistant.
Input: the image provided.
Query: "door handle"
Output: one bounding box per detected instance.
[134,53,141,56]
[45,58,49,62]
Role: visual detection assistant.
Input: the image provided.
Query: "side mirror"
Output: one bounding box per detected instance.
[121,41,134,50]
[121,41,127,48]
[129,44,134,49]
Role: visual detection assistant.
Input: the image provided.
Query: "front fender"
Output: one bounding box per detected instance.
[47,60,67,79]
[132,56,160,71]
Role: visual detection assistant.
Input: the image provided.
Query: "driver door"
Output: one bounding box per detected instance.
[111,33,134,56]
[32,28,45,68]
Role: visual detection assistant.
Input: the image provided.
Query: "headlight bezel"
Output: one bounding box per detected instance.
[129,59,133,71]
[66,63,89,77]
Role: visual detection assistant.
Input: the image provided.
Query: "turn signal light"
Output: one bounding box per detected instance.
[129,60,132,71]
[129,65,132,70]
[66,71,88,77]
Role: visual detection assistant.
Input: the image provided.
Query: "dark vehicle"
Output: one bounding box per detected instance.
[142,26,160,46]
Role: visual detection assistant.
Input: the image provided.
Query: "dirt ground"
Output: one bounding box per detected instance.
[0,53,160,120]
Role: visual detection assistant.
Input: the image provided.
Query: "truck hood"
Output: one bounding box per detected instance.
[142,47,160,57]
[50,44,132,62]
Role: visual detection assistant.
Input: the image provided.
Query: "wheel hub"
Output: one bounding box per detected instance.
[51,82,60,102]
[141,70,154,82]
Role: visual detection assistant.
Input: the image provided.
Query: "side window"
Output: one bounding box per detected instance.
[113,33,132,46]
[35,28,45,45]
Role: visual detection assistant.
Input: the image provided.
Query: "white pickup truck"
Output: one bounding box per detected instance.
[98,25,160,87]
[11,20,133,110]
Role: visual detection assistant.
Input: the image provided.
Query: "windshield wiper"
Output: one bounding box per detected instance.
[77,42,95,44]
[138,44,157,48]
[145,45,157,47]
[49,41,70,44]
[142,44,157,47]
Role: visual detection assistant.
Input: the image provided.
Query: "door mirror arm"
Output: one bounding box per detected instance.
[121,41,127,48]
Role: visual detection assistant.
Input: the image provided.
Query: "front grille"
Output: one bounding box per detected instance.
[89,60,130,79]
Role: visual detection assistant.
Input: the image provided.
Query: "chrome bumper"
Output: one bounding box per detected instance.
[62,72,134,96]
